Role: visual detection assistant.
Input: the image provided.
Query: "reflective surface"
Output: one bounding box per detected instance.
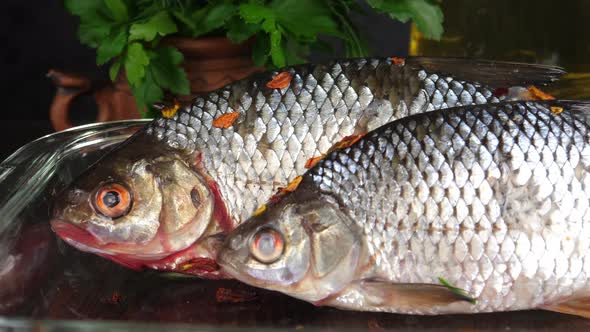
[2,1,590,330]
[2,126,590,331]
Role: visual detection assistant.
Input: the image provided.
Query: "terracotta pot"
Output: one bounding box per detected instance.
[49,36,262,131]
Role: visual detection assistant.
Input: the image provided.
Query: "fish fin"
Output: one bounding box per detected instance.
[543,298,590,318]
[407,57,565,88]
[353,99,390,134]
[358,279,476,310]
[553,100,590,114]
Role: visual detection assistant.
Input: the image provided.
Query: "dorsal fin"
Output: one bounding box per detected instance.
[406,57,565,88]
[552,100,590,113]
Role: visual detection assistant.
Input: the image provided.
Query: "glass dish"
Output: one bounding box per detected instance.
[1,125,590,332]
[3,0,590,329]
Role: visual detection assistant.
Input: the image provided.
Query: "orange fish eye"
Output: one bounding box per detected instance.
[93,183,132,218]
[250,228,285,264]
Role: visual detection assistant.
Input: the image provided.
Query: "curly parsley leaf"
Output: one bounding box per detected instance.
[125,42,150,85]
[97,26,128,65]
[226,17,259,43]
[273,0,342,40]
[239,0,341,68]
[367,0,443,39]
[130,11,178,42]
[131,69,163,114]
[150,46,190,95]
[109,58,122,82]
[65,0,114,48]
[64,0,103,17]
[199,3,237,36]
[251,32,270,67]
[104,0,129,22]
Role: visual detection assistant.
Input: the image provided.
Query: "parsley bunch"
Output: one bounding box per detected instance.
[65,0,443,114]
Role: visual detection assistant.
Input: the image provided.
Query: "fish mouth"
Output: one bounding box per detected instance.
[216,247,248,281]
[51,219,230,276]
[50,219,111,255]
[50,219,161,270]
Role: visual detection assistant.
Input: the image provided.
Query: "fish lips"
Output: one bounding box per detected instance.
[216,248,247,281]
[50,219,156,270]
[50,219,108,253]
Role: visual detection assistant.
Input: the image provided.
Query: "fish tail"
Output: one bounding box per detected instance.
[544,297,590,318]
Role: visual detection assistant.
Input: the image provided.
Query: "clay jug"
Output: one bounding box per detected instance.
[49,37,262,131]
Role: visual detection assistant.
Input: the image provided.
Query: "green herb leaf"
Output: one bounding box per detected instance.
[284,36,309,65]
[239,0,346,67]
[150,46,190,95]
[251,33,270,67]
[104,0,128,22]
[201,3,237,34]
[64,0,103,16]
[367,0,443,39]
[125,42,150,85]
[130,11,178,42]
[109,58,122,81]
[96,27,128,65]
[326,0,368,57]
[239,3,274,25]
[67,0,114,48]
[272,0,342,39]
[269,30,285,68]
[437,277,477,304]
[171,9,197,34]
[78,19,113,48]
[131,69,163,115]
[226,17,259,43]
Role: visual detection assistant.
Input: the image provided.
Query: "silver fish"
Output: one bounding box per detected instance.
[51,57,564,277]
[218,100,590,317]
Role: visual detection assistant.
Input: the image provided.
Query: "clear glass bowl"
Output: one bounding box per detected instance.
[3,0,590,327]
[1,127,590,331]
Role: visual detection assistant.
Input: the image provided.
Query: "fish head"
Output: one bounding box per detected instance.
[50,134,220,272]
[218,188,363,302]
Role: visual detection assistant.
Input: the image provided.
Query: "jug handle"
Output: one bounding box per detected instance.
[47,69,113,131]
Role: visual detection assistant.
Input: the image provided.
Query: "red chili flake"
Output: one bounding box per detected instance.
[328,133,367,153]
[212,112,240,129]
[283,175,303,193]
[266,71,292,89]
[527,85,556,100]
[391,57,405,66]
[367,318,385,331]
[305,154,326,168]
[253,204,267,217]
[161,101,180,118]
[550,106,564,115]
[181,257,221,273]
[492,87,509,97]
[215,288,258,303]
[107,291,124,304]
[269,176,303,204]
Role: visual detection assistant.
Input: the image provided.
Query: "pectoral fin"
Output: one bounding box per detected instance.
[354,100,391,134]
[359,279,476,310]
[544,298,590,318]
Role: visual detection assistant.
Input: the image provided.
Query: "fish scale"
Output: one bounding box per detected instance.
[304,101,590,314]
[50,56,565,279]
[144,58,546,222]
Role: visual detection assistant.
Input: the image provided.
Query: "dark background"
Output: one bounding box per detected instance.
[0,1,410,161]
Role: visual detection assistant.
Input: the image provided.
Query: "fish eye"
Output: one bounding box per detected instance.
[93,182,132,218]
[250,228,284,264]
